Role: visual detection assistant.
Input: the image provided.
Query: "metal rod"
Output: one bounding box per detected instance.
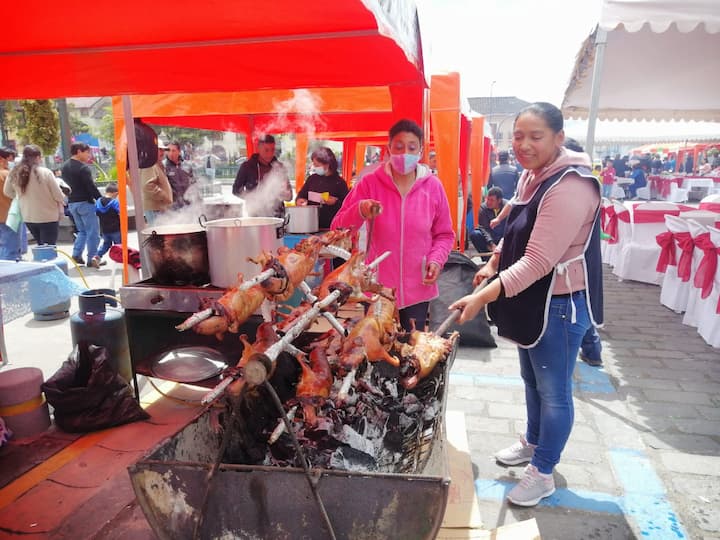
[201,289,343,405]
[299,282,346,336]
[176,308,214,332]
[238,268,275,290]
[367,250,390,269]
[434,279,487,336]
[263,380,337,540]
[320,245,351,260]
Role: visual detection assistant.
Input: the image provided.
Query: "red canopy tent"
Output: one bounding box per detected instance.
[1,0,432,278]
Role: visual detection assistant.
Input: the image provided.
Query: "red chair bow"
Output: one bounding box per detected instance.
[692,233,718,299]
[675,232,694,282]
[603,207,628,244]
[655,231,676,273]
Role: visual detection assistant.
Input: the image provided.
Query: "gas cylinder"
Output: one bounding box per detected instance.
[30,245,71,320]
[70,289,132,383]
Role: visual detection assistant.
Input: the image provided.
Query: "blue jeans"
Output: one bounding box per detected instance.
[602,184,613,198]
[69,201,100,260]
[97,231,122,258]
[519,292,591,474]
[581,325,603,362]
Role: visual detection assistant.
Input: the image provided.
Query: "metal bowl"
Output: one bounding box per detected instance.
[150,346,227,383]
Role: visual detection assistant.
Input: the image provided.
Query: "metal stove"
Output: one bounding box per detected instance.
[120,279,262,391]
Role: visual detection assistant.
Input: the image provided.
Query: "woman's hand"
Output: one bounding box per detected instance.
[473,253,499,286]
[422,261,441,285]
[296,198,308,206]
[449,292,488,324]
[359,199,382,219]
[326,195,338,205]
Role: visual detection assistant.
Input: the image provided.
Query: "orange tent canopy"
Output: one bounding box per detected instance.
[1,1,425,99]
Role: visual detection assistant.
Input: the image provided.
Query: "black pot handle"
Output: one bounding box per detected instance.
[277,214,289,239]
[198,214,208,228]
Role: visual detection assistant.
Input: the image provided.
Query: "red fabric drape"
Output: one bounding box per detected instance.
[675,232,694,282]
[699,202,720,213]
[633,208,681,223]
[655,231,677,273]
[692,233,718,299]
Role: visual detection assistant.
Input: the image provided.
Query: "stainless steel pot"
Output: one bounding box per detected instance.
[285,205,319,233]
[202,217,285,288]
[141,224,210,285]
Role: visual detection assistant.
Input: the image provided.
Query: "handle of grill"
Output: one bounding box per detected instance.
[434,278,488,336]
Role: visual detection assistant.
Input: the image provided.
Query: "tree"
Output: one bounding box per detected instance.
[19,100,60,155]
[148,124,218,147]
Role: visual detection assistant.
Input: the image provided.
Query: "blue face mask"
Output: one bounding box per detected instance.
[311,166,327,176]
[390,153,421,175]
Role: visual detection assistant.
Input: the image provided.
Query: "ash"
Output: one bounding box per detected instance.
[264,359,447,474]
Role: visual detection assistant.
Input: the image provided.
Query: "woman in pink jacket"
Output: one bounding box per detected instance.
[331,119,455,331]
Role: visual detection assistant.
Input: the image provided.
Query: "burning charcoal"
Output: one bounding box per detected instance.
[422,399,441,422]
[383,430,404,453]
[336,424,377,456]
[329,446,377,472]
[384,380,399,399]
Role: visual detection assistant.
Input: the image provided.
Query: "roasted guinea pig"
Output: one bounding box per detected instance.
[398,331,458,389]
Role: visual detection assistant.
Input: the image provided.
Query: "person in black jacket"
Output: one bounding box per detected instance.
[295,147,349,229]
[232,135,292,218]
[62,142,102,267]
[468,186,507,254]
[488,150,519,199]
[164,141,195,210]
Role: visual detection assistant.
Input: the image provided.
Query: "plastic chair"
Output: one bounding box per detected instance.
[696,225,720,347]
[682,219,710,328]
[613,202,680,284]
[602,200,630,268]
[658,215,691,313]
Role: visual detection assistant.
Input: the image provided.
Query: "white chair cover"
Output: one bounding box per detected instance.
[614,202,680,285]
[610,183,626,199]
[682,219,710,328]
[602,200,630,268]
[697,225,720,348]
[636,186,651,200]
[667,183,689,203]
[659,215,691,313]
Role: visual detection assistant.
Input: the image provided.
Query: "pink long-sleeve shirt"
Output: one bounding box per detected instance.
[331,162,455,309]
[499,149,599,298]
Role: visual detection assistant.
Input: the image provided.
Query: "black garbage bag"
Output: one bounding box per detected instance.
[42,342,149,433]
[428,251,496,348]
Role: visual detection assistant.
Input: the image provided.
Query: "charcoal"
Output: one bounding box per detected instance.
[329,446,377,471]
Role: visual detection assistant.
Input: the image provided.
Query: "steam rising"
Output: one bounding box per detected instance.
[254,89,326,140]
[143,89,325,225]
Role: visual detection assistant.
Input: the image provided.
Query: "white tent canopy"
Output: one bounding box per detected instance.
[562,0,720,123]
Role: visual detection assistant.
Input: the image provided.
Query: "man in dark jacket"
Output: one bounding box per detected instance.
[164,141,195,209]
[232,135,292,218]
[469,186,507,254]
[62,142,102,267]
[488,150,519,199]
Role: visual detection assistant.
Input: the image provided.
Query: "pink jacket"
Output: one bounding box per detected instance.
[331,162,455,308]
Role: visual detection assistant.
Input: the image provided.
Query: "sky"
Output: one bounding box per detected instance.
[417,0,720,139]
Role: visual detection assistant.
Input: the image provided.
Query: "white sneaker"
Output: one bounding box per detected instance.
[495,437,536,465]
[507,464,556,507]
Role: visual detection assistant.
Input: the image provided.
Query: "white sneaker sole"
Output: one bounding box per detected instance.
[507,486,555,507]
[495,454,533,466]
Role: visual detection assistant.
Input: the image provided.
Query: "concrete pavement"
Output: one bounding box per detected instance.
[2,238,719,539]
[451,265,720,539]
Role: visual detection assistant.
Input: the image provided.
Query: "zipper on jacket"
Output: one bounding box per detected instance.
[398,194,406,307]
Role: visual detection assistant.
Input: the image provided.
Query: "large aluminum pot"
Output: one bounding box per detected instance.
[202,217,285,288]
[141,224,210,286]
[285,205,319,233]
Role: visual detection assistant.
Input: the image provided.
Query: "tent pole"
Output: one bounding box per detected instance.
[122,96,147,276]
[585,27,607,159]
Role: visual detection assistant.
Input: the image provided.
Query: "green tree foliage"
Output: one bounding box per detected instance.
[20,100,60,155]
[95,105,116,147]
[148,124,218,147]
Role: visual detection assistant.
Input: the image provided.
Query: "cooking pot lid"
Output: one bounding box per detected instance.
[150,346,227,382]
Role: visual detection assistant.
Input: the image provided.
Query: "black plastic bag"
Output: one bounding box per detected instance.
[42,343,149,433]
[428,251,496,348]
